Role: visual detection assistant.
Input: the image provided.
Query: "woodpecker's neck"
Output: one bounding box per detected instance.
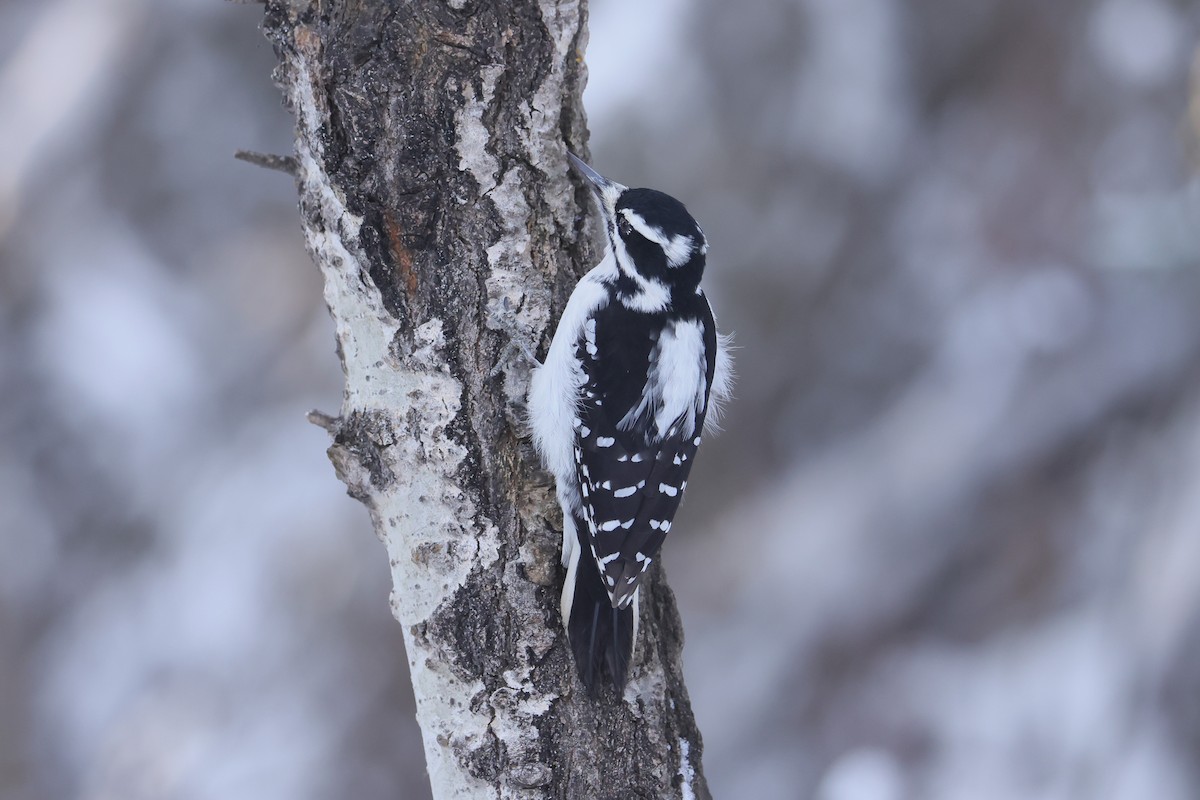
[607,271,708,322]
[668,251,706,298]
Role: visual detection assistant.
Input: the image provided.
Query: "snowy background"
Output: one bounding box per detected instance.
[3,1,1200,798]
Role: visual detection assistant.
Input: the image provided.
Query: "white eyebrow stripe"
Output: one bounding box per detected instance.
[620,209,661,241]
[621,209,695,267]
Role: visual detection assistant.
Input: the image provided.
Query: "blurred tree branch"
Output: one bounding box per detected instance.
[234,148,298,175]
[261,1,710,797]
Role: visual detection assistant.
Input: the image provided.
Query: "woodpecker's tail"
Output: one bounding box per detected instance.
[562,518,635,693]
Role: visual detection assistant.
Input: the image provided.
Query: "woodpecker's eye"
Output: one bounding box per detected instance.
[617,216,632,238]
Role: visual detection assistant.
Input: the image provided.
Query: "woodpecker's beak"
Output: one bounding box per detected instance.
[567,151,615,194]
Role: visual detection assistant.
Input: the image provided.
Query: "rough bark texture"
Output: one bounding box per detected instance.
[262,2,710,798]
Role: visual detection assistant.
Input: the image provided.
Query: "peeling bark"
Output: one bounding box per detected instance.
[261,2,710,797]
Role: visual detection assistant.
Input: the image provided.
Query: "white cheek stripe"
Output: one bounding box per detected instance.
[611,233,669,312]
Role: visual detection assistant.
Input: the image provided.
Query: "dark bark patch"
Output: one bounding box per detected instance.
[357,210,410,321]
[333,409,398,491]
[427,571,510,683]
[383,210,420,301]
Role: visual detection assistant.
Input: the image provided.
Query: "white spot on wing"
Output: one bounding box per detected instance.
[584,318,597,357]
[614,485,638,498]
[659,483,678,497]
[596,436,615,448]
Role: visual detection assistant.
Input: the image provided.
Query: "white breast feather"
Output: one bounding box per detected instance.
[619,319,708,441]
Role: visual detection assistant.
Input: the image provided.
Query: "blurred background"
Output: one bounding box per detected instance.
[2,0,1199,798]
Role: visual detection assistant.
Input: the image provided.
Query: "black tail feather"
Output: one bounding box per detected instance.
[567,541,634,693]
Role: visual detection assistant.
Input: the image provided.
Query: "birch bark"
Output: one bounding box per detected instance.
[262,2,711,797]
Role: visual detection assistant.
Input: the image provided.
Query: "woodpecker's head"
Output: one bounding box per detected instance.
[568,152,708,308]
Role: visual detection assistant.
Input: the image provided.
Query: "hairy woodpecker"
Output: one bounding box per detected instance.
[529,153,733,691]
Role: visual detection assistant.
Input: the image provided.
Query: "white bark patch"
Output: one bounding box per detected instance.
[456,0,588,410]
[455,65,504,193]
[291,43,502,800]
[679,738,697,800]
[457,64,554,408]
[489,668,556,782]
[622,652,666,707]
[483,168,539,350]
[531,0,584,234]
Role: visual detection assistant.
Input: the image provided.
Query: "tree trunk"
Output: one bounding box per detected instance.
[261,2,710,797]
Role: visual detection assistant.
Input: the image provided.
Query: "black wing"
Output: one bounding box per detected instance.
[572,300,717,608]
